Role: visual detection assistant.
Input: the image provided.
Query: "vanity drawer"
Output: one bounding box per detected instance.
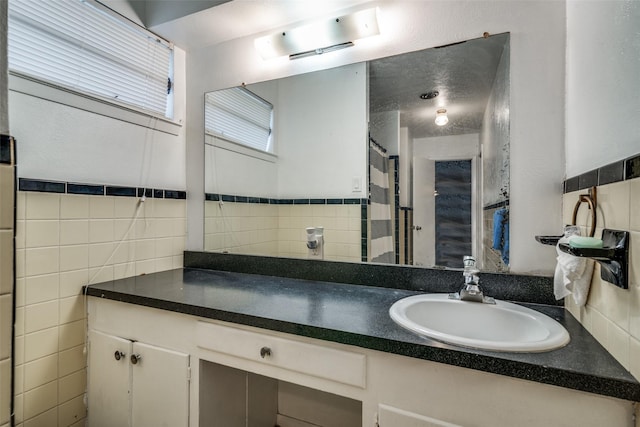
[196,321,366,388]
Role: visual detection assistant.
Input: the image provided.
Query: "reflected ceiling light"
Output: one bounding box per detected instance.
[254,8,380,60]
[435,109,449,126]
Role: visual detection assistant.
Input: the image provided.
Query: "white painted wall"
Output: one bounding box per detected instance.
[413,134,480,161]
[399,126,412,207]
[565,0,640,177]
[186,0,567,274]
[370,110,400,156]
[10,47,187,190]
[276,62,367,198]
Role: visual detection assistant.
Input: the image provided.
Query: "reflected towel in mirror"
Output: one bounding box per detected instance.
[492,208,509,265]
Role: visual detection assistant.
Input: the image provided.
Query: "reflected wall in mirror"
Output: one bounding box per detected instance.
[203,33,510,273]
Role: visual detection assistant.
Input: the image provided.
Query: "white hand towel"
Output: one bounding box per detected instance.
[553,229,595,306]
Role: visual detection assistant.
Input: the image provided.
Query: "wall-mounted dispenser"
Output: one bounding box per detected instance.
[306,227,324,260]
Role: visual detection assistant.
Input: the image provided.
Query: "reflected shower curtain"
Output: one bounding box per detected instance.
[369,139,394,263]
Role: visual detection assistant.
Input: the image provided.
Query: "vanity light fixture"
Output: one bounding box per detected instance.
[254,7,380,60]
[435,109,449,126]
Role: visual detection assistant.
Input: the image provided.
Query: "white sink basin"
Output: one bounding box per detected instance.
[389,294,569,352]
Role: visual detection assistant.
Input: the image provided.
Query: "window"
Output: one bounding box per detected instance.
[7,0,174,119]
[205,87,274,153]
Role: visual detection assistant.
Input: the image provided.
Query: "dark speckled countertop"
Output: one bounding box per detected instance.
[85,267,640,402]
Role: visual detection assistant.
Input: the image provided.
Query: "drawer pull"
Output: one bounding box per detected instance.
[114,350,126,361]
[130,354,142,365]
[260,346,271,358]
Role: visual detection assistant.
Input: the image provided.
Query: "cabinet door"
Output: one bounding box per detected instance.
[131,341,190,427]
[88,330,132,427]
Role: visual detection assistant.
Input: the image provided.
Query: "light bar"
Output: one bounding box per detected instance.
[255,7,380,60]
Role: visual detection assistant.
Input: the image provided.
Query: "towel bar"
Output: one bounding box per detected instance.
[571,186,597,237]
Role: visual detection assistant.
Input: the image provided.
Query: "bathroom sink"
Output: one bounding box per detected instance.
[389,294,570,352]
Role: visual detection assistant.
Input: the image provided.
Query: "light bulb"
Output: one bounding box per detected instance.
[435,109,448,126]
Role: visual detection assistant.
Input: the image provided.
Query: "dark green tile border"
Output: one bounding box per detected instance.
[18,178,185,199]
[563,153,640,193]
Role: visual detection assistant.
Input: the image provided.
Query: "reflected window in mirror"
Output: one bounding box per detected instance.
[204,87,274,153]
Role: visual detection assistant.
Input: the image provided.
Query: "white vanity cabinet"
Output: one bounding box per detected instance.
[87,330,190,427]
[87,297,637,427]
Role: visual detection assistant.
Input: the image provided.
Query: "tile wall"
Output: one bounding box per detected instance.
[563,158,640,381]
[0,136,15,427]
[204,200,362,263]
[13,188,186,426]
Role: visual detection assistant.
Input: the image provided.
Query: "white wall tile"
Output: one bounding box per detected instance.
[14,335,24,365]
[0,166,14,230]
[25,193,60,221]
[25,274,59,306]
[24,406,57,427]
[58,320,85,351]
[89,219,115,243]
[629,178,640,232]
[607,321,630,370]
[15,306,24,337]
[58,345,86,379]
[59,296,85,325]
[0,359,10,425]
[113,262,136,280]
[59,220,89,245]
[24,328,58,363]
[59,245,89,273]
[24,248,59,277]
[88,196,114,219]
[0,295,12,360]
[88,266,113,285]
[58,369,86,404]
[13,392,23,425]
[24,301,59,334]
[0,231,13,294]
[88,243,115,268]
[23,381,58,420]
[25,221,59,248]
[15,220,25,250]
[60,195,89,220]
[23,354,58,392]
[595,181,630,231]
[114,197,140,219]
[134,218,156,239]
[57,394,86,426]
[14,363,24,394]
[59,270,89,299]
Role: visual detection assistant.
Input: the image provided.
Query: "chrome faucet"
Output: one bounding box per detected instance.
[449,256,495,304]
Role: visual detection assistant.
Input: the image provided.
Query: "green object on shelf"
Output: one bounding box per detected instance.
[569,236,604,249]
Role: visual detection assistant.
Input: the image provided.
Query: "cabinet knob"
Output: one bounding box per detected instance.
[260,346,271,358]
[130,354,142,365]
[114,351,126,361]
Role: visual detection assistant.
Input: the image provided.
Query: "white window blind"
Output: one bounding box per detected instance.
[205,87,273,153]
[8,0,173,118]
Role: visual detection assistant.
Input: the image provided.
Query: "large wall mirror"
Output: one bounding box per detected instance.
[203,33,510,273]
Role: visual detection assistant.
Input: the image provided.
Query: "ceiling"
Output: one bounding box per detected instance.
[369,33,509,139]
[127,1,507,139]
[137,0,373,52]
